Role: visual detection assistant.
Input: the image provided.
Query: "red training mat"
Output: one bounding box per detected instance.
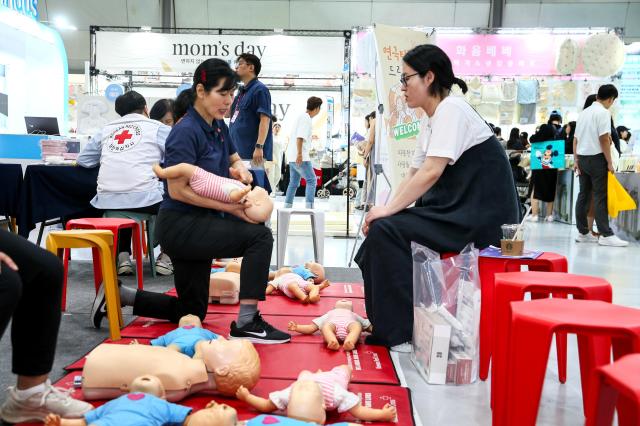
[121,314,329,343]
[205,296,367,318]
[18,375,413,426]
[166,282,365,299]
[256,343,398,385]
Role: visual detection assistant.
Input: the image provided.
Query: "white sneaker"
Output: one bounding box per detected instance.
[527,215,539,222]
[0,380,93,423]
[390,342,413,353]
[117,252,133,275]
[155,252,174,276]
[598,235,629,247]
[545,215,554,222]
[575,232,598,243]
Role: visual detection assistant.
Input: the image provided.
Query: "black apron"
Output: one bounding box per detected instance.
[355,135,520,346]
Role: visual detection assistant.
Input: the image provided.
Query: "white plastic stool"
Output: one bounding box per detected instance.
[277,208,324,268]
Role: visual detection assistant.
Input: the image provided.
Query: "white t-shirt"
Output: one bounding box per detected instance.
[411,96,494,169]
[287,113,312,162]
[575,102,611,156]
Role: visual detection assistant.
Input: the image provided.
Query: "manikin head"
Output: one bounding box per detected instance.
[334,299,353,311]
[179,314,203,328]
[193,337,260,396]
[225,259,242,274]
[304,261,326,283]
[244,187,273,223]
[129,375,166,399]
[286,380,327,424]
[186,400,239,426]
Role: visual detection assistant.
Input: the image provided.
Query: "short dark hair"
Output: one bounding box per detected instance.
[403,44,468,98]
[271,114,278,123]
[597,84,618,101]
[306,96,323,111]
[193,58,238,94]
[174,88,194,122]
[115,91,146,117]
[494,126,502,136]
[149,99,174,122]
[237,53,262,76]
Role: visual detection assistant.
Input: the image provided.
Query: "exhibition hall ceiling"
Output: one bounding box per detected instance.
[36,0,640,73]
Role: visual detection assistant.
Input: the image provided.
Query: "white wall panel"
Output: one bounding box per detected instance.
[454,2,490,26]
[126,0,162,28]
[539,3,627,27]
[290,1,371,29]
[625,3,640,39]
[208,0,290,29]
[45,0,129,29]
[372,2,455,26]
[503,3,541,26]
[175,0,208,28]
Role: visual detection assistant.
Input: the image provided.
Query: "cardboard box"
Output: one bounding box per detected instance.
[501,239,524,256]
[451,350,473,385]
[412,308,452,384]
[446,357,457,384]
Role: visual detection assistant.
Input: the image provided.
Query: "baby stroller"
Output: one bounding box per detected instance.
[509,152,531,217]
[316,159,359,199]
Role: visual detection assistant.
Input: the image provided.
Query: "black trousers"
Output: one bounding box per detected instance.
[576,154,613,237]
[111,203,161,254]
[0,230,63,376]
[132,208,273,323]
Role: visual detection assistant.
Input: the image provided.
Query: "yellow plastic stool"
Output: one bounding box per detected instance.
[46,230,123,340]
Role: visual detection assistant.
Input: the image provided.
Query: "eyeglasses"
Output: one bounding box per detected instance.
[400,72,419,86]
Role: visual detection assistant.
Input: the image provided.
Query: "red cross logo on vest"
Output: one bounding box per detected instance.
[114,129,133,145]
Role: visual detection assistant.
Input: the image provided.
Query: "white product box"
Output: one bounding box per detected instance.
[412,307,452,384]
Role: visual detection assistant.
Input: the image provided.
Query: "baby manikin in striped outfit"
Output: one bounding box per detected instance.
[287,299,372,351]
[235,365,397,424]
[153,163,273,222]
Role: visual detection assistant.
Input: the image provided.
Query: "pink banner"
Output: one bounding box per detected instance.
[437,34,589,76]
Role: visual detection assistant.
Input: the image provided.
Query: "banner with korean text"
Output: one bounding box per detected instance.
[373,24,432,202]
[95,31,345,77]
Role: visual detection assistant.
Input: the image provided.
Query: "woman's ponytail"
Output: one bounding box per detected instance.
[454,77,468,94]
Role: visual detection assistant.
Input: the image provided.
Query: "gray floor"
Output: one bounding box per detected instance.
[1,219,638,425]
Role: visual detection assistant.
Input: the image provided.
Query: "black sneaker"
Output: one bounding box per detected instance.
[230,312,291,344]
[90,280,122,329]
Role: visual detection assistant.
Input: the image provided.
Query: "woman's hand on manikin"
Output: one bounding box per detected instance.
[362,205,391,236]
[226,203,259,224]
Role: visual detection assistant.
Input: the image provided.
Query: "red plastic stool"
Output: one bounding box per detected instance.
[62,218,144,310]
[491,272,612,412]
[588,353,640,426]
[478,251,567,381]
[493,299,640,426]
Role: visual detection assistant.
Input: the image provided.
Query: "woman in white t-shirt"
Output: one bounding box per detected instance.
[354,44,520,351]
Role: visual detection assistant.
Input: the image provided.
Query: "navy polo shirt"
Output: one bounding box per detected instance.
[161,106,236,214]
[229,78,273,161]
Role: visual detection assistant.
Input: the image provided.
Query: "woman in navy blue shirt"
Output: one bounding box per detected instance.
[106,59,290,344]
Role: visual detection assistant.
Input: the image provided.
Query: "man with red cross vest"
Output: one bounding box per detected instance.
[77,91,174,287]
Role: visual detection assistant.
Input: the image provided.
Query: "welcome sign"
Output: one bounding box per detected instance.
[95,31,345,76]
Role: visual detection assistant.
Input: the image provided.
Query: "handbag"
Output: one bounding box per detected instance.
[607,172,637,218]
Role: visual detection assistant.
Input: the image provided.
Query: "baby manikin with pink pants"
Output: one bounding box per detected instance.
[153,163,273,222]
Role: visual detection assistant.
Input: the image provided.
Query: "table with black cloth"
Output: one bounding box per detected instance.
[16,165,272,239]
[0,164,23,231]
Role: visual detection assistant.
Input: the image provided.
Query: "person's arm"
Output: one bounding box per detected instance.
[0,251,18,271]
[363,118,376,158]
[229,153,253,184]
[373,156,449,217]
[597,110,614,171]
[44,414,87,426]
[76,130,103,168]
[252,114,271,166]
[295,137,304,166]
[236,386,278,412]
[600,134,614,172]
[388,167,418,205]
